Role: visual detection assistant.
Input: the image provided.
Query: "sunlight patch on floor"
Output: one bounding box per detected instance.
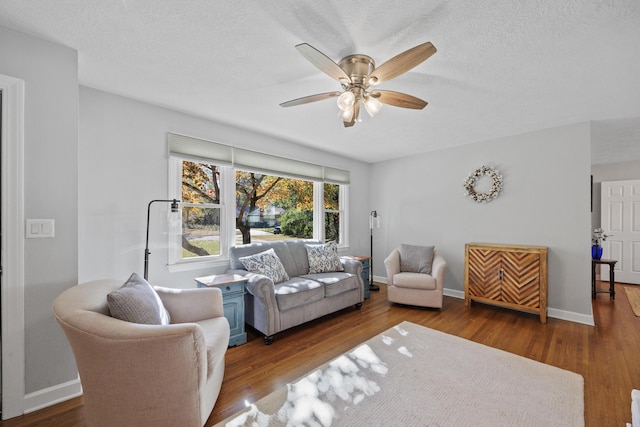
[225,344,387,426]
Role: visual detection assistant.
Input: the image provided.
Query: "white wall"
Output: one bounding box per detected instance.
[371,122,593,322]
[79,87,371,287]
[0,26,79,400]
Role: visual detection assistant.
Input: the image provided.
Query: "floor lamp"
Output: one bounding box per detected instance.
[144,199,180,281]
[369,210,381,291]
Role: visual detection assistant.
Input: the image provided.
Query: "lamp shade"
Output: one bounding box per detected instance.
[364,96,383,117]
[369,210,381,229]
[337,91,355,110]
[340,107,354,121]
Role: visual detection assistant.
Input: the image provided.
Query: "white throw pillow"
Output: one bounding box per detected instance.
[239,248,290,284]
[306,241,345,274]
[107,272,171,325]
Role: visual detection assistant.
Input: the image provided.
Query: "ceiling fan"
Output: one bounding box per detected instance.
[280,42,437,127]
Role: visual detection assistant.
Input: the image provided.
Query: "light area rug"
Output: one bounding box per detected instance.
[624,286,640,317]
[216,321,584,427]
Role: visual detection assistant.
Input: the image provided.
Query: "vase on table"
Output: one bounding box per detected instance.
[592,244,603,260]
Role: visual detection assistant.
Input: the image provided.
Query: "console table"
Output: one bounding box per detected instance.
[591,258,617,300]
[195,273,248,346]
[342,255,371,299]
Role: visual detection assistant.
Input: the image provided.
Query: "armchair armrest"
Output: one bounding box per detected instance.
[155,286,224,324]
[384,248,401,278]
[431,251,447,290]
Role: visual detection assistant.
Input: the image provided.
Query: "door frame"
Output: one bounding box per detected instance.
[1,73,26,419]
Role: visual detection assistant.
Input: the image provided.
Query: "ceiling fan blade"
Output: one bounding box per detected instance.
[343,102,360,127]
[368,42,436,85]
[280,91,342,107]
[295,43,351,83]
[372,90,428,109]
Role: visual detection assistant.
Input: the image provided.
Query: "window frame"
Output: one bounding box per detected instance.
[167,153,350,273]
[167,157,236,271]
[314,182,348,246]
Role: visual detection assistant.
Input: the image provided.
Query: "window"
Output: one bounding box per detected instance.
[169,159,233,267]
[180,161,222,257]
[236,170,314,245]
[233,174,347,246]
[168,133,350,269]
[324,183,341,243]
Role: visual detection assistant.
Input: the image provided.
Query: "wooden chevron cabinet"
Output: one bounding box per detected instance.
[464,243,548,323]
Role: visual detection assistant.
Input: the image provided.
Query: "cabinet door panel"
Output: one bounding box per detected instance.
[468,248,501,298]
[501,252,540,307]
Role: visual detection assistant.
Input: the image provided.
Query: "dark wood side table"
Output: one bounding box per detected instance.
[591,258,617,300]
[341,255,371,299]
[195,273,248,346]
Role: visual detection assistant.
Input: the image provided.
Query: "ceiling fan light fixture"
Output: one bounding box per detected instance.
[281,41,436,128]
[337,90,355,111]
[339,106,354,121]
[364,96,383,117]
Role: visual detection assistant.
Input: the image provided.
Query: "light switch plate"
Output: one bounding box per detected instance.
[26,219,55,238]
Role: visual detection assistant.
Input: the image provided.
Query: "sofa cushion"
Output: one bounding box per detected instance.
[305,241,344,273]
[107,273,171,325]
[301,272,358,297]
[274,277,325,311]
[400,244,435,274]
[282,240,313,277]
[239,248,290,284]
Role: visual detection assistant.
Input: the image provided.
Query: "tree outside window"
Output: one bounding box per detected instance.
[236,171,314,245]
[180,161,222,257]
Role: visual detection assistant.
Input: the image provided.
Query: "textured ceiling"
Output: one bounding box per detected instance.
[0,0,639,163]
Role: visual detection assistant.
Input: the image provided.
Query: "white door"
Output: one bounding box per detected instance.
[600,179,640,284]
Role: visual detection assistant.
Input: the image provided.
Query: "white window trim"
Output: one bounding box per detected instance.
[313,182,324,242]
[314,182,349,248]
[340,185,349,248]
[221,165,237,254]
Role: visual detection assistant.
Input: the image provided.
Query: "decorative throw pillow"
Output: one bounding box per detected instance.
[400,244,435,274]
[239,248,290,284]
[306,241,345,274]
[107,272,171,325]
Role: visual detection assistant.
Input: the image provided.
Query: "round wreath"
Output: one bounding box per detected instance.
[463,165,503,203]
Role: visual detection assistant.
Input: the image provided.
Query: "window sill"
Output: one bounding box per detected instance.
[166,257,230,273]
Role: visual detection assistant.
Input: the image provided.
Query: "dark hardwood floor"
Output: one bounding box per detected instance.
[3,281,638,426]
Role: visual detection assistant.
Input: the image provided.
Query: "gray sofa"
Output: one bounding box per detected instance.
[228,240,364,344]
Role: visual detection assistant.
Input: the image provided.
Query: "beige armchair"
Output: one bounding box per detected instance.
[52,279,230,427]
[384,246,446,308]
